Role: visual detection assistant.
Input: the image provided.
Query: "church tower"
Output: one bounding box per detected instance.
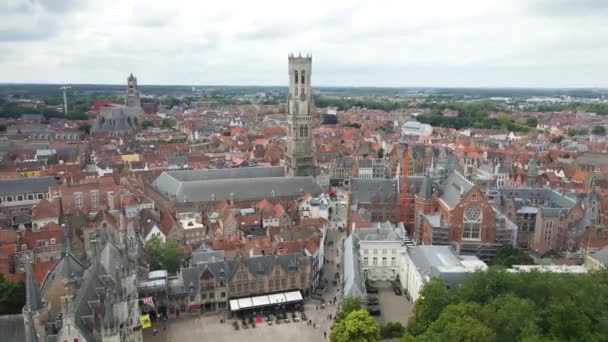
[285,53,315,177]
[526,157,538,187]
[125,73,141,107]
[23,259,49,342]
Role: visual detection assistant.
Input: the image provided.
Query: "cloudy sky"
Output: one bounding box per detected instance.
[1,0,607,87]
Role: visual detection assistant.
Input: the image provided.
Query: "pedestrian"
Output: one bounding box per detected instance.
[153,328,158,336]
[324,332,327,339]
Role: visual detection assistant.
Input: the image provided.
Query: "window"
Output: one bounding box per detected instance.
[294,70,298,84]
[17,195,24,201]
[28,194,34,200]
[74,192,84,210]
[462,205,482,240]
[382,257,387,266]
[373,257,378,266]
[50,238,56,245]
[33,223,38,229]
[373,249,378,254]
[201,293,206,300]
[391,249,396,254]
[382,249,387,254]
[221,292,226,298]
[6,196,12,202]
[209,293,215,299]
[363,249,368,255]
[391,257,396,266]
[301,70,305,84]
[363,257,368,265]
[91,190,99,212]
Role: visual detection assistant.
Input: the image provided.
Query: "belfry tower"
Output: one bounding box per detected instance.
[285,53,315,177]
[125,73,141,107]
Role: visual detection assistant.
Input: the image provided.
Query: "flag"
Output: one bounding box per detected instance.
[139,314,152,329]
[143,296,155,308]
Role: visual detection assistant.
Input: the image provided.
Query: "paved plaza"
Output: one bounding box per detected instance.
[375,287,413,326]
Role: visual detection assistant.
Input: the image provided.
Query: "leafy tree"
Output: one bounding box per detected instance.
[141,120,154,129]
[405,268,608,341]
[406,278,452,335]
[381,321,405,339]
[336,296,362,321]
[592,125,606,135]
[526,116,538,127]
[377,148,384,159]
[78,123,91,135]
[146,235,185,274]
[490,244,534,268]
[330,309,380,342]
[0,273,26,315]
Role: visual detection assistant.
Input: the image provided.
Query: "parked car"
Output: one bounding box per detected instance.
[366,297,379,305]
[394,287,402,295]
[367,307,381,316]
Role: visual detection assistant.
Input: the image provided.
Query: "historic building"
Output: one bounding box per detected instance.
[415,170,518,261]
[92,74,143,136]
[285,54,315,177]
[21,222,144,342]
[125,73,141,108]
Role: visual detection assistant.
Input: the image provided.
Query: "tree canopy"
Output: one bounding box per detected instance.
[489,244,534,268]
[0,273,26,315]
[330,309,381,342]
[146,236,186,274]
[404,267,608,342]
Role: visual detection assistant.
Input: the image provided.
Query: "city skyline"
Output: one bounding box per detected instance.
[1,0,608,87]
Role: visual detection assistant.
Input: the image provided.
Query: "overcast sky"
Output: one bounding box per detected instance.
[1,0,607,87]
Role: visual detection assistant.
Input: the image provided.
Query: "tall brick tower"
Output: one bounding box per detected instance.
[285,53,315,177]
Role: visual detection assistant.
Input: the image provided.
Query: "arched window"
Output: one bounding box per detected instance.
[304,126,308,137]
[301,70,306,84]
[294,71,299,84]
[300,125,304,137]
[462,205,482,240]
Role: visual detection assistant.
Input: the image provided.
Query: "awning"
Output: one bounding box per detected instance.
[237,297,254,309]
[267,293,287,304]
[188,304,201,312]
[229,299,239,311]
[251,295,270,307]
[284,291,303,302]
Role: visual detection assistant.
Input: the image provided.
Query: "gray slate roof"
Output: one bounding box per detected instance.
[439,171,473,209]
[0,176,58,196]
[356,221,404,241]
[342,232,366,298]
[500,187,576,209]
[418,173,433,200]
[25,260,43,312]
[350,177,424,204]
[0,315,25,342]
[408,245,469,287]
[153,166,320,203]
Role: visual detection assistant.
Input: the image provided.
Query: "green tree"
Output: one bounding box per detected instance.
[490,244,534,268]
[330,309,380,342]
[377,148,384,159]
[406,278,452,335]
[381,321,405,339]
[526,116,538,128]
[78,123,91,135]
[141,120,154,129]
[146,236,185,274]
[480,294,539,342]
[592,125,606,135]
[0,273,26,315]
[336,296,362,321]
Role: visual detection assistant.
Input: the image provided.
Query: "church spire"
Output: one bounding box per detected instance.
[25,259,43,312]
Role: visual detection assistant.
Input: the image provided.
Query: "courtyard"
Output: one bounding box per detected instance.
[373,287,413,326]
[143,301,337,342]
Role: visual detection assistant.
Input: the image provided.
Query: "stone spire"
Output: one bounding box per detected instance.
[25,259,43,312]
[25,312,39,342]
[526,156,538,187]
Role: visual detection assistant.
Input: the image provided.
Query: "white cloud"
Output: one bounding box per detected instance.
[0,0,606,87]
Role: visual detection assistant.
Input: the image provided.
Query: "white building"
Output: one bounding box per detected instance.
[401,245,487,302]
[402,121,433,137]
[356,222,408,281]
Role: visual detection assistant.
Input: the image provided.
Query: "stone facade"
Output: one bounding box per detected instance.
[285,54,315,177]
